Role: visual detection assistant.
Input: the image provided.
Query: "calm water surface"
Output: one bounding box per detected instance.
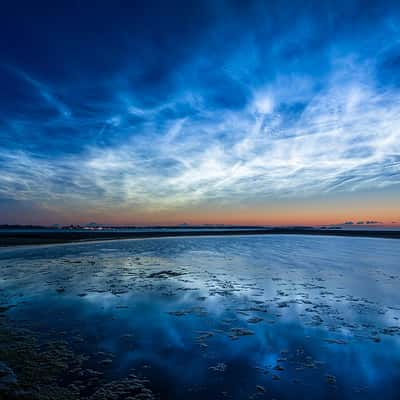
[0,235,399,399]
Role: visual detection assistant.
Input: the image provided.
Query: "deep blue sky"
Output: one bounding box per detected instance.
[1,1,400,225]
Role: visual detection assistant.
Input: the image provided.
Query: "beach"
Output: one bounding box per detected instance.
[0,234,399,399]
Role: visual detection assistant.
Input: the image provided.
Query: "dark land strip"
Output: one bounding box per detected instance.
[1,228,400,247]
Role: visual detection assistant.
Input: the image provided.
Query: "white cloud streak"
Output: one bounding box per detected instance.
[1,60,400,214]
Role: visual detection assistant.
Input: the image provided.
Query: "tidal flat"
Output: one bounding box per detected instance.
[0,235,399,399]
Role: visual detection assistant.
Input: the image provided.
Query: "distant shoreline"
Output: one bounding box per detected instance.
[1,228,400,247]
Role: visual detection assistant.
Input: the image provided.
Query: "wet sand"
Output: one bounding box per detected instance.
[1,228,400,247]
[0,235,399,399]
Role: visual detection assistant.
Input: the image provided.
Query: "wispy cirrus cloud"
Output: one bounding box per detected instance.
[1,1,400,223]
[1,57,400,216]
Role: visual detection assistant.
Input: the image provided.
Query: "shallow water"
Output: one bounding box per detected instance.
[0,235,399,399]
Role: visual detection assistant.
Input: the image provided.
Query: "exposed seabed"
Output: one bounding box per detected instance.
[0,235,399,399]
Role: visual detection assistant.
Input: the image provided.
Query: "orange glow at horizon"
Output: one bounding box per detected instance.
[37,198,399,227]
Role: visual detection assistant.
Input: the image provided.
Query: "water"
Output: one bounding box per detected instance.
[0,235,399,399]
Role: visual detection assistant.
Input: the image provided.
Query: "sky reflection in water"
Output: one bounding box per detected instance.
[0,235,399,399]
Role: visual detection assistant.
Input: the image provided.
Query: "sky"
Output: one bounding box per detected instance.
[1,0,400,226]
